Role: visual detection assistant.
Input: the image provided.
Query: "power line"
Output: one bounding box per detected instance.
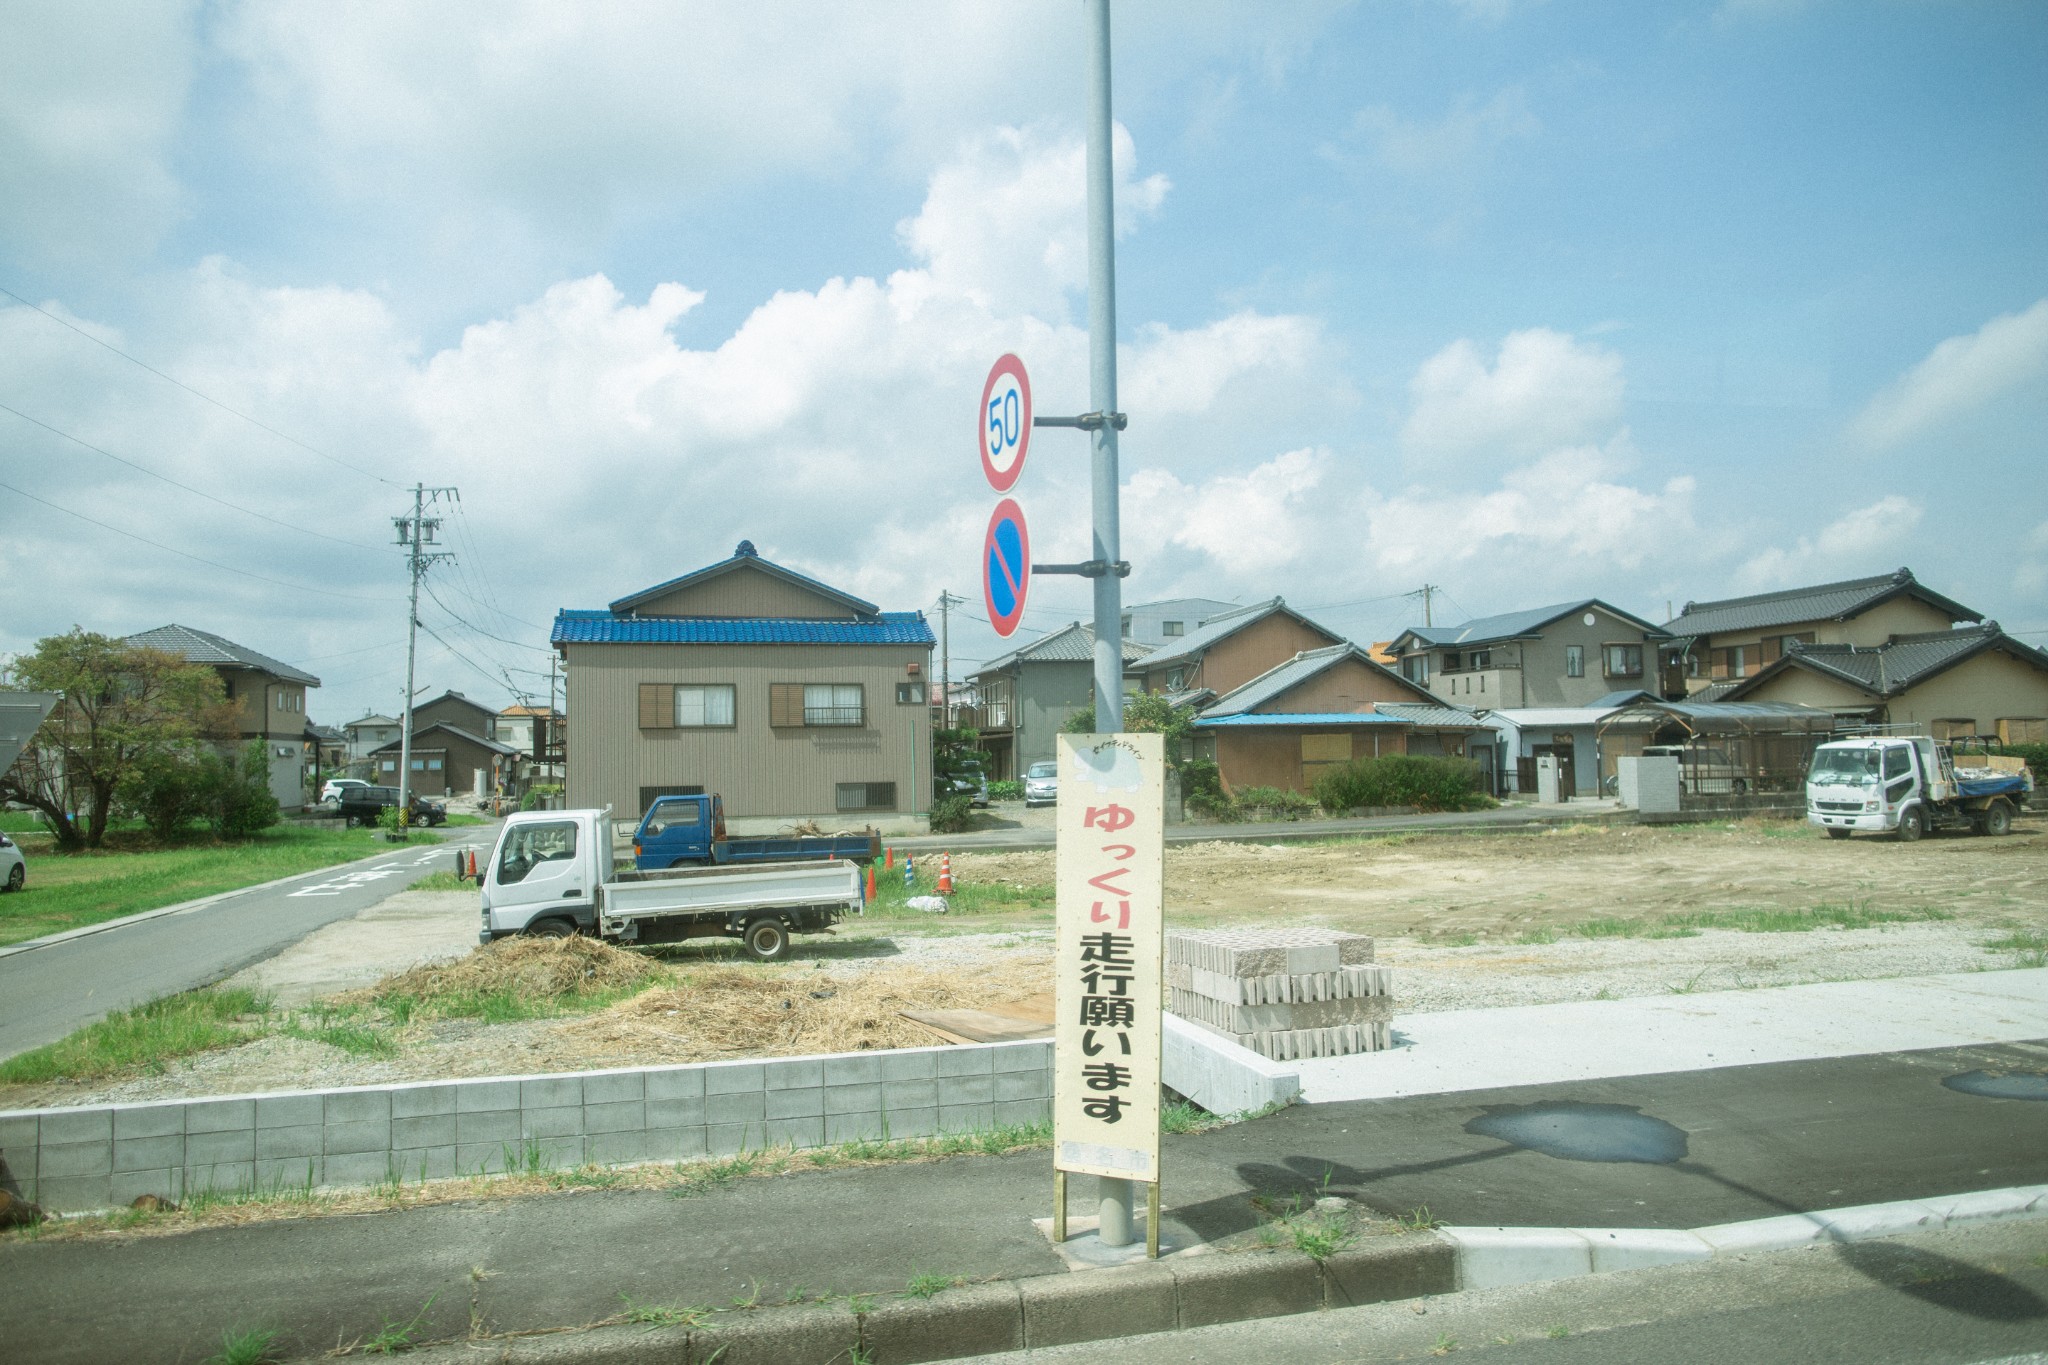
[0,283,403,488]
[0,400,397,555]
[0,473,394,603]
[421,581,549,654]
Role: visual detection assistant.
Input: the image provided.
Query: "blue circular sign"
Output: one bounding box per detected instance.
[983,498,1031,638]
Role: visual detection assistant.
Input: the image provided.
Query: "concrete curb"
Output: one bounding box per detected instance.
[323,1184,2048,1365]
[0,833,477,961]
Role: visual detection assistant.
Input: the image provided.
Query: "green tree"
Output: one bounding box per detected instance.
[1,630,235,848]
[1061,693,1197,767]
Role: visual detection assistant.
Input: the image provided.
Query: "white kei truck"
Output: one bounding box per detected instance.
[1806,736,2031,842]
[469,808,864,960]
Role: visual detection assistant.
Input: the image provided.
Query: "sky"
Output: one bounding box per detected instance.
[2,0,2044,726]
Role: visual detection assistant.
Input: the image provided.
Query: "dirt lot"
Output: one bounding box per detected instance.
[6,818,2041,1111]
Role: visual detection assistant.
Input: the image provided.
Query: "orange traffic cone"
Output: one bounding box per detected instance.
[467,849,478,879]
[937,853,954,895]
[885,846,894,870]
[865,863,877,902]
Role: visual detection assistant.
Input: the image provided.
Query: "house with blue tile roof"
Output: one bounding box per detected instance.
[551,542,936,821]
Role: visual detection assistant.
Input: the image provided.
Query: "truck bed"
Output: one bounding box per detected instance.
[599,859,863,921]
[1955,773,2029,801]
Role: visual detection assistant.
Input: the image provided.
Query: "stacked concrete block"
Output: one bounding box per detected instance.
[0,1039,1054,1214]
[1166,927,1393,1062]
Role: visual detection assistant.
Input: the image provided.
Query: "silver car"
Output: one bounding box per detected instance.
[1023,760,1059,807]
[1,832,24,893]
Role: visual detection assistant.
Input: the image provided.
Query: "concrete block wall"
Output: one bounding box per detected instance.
[0,1039,1052,1214]
[1166,927,1394,1061]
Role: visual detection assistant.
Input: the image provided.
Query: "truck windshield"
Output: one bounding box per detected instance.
[1809,748,1879,785]
[498,820,578,885]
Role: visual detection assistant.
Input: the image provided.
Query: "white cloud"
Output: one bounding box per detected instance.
[1401,327,1624,467]
[898,125,1168,322]
[1343,88,1539,176]
[1734,496,1923,591]
[0,0,199,266]
[1124,448,1332,578]
[1853,298,2048,448]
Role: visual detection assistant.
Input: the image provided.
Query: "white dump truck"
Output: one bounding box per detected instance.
[1806,736,2031,841]
[471,807,863,960]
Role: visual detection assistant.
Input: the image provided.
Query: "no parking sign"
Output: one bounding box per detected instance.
[983,498,1031,638]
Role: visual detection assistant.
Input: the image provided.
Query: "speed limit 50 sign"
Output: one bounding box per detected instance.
[979,353,1032,493]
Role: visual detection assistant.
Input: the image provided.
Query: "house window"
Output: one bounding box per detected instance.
[1471,650,1490,669]
[836,781,897,812]
[896,682,927,705]
[1604,644,1644,679]
[1161,621,1185,637]
[1402,655,1430,684]
[1167,668,1185,691]
[1566,645,1584,678]
[411,758,425,771]
[427,758,443,771]
[1710,646,1749,680]
[804,684,864,726]
[380,758,396,773]
[1444,651,1462,672]
[674,684,736,728]
[1302,734,1351,770]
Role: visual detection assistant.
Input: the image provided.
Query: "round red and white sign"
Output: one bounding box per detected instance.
[979,353,1032,493]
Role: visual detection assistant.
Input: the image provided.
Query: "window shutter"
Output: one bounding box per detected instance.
[770,683,802,728]
[638,683,671,729]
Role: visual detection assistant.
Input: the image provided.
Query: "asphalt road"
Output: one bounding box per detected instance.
[0,826,496,1061]
[949,1219,2048,1365]
[7,1036,2045,1362]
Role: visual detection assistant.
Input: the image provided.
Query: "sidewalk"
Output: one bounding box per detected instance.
[7,975,2046,1363]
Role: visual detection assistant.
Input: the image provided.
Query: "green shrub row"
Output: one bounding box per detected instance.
[928,794,974,834]
[1311,753,1487,814]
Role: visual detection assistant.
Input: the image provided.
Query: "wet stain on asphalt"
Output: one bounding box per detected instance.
[1465,1101,1690,1164]
[1942,1070,2048,1102]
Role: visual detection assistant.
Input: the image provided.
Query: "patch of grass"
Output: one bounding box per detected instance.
[1986,930,2048,968]
[0,986,272,1084]
[205,1325,281,1365]
[408,869,473,892]
[1516,927,1558,945]
[1546,1324,1570,1339]
[1432,1331,1458,1354]
[1162,1098,1223,1134]
[442,813,486,827]
[859,871,1055,924]
[0,825,393,948]
[358,1292,438,1355]
[1397,1204,1444,1232]
[282,1016,396,1058]
[1566,900,1951,943]
[613,1295,710,1328]
[902,1272,966,1299]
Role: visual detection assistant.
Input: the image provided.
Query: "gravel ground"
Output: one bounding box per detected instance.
[7,917,2031,1112]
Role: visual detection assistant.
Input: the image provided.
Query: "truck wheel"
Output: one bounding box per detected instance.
[1825,828,1851,841]
[1895,806,1927,843]
[526,918,576,939]
[742,916,791,962]
[1983,801,2014,837]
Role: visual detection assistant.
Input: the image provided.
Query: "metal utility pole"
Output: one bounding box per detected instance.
[393,484,456,823]
[1083,0,1134,1248]
[936,590,967,726]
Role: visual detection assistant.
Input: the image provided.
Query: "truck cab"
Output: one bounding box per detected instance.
[1807,736,2025,842]
[479,809,600,940]
[632,794,725,867]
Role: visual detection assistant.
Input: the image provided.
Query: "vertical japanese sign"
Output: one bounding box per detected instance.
[1053,730,1164,1182]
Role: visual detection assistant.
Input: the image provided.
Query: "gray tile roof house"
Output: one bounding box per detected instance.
[1199,643,1433,719]
[1136,598,1322,671]
[974,622,1151,779]
[1664,568,1978,639]
[1396,598,1667,649]
[125,624,320,686]
[1725,623,2048,699]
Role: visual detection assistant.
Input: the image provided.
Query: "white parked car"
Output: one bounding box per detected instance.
[1023,760,1059,807]
[321,778,371,804]
[0,832,24,893]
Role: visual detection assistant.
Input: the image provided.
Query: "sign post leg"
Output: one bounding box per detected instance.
[1147,1180,1161,1260]
[1054,1170,1067,1244]
[1099,1175,1134,1247]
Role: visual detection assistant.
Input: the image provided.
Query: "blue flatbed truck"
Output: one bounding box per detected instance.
[632,793,881,871]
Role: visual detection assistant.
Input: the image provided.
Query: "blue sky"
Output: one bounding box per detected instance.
[2,0,2043,723]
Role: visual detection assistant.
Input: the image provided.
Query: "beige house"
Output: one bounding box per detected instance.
[1664,568,1978,692]
[1387,599,1672,706]
[553,541,935,820]
[1131,598,1347,702]
[1722,623,2048,742]
[124,624,319,811]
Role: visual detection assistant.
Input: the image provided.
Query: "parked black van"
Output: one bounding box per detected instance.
[338,785,447,828]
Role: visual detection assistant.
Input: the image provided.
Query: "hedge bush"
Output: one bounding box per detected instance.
[986,779,1023,801]
[928,794,974,833]
[1312,753,1486,814]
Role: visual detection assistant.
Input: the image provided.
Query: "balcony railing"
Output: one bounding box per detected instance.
[804,706,865,727]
